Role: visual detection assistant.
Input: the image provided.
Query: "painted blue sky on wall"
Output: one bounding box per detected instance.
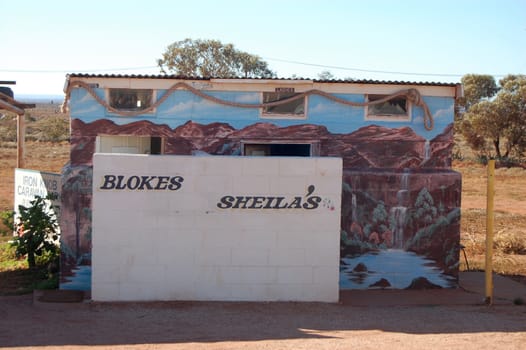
[70,88,454,139]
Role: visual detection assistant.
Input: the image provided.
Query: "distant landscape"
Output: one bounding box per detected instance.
[16,94,64,104]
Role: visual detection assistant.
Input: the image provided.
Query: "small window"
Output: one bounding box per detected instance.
[261,91,306,119]
[366,94,410,121]
[96,135,163,154]
[108,89,153,111]
[244,143,311,157]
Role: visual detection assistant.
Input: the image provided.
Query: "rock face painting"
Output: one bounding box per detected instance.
[340,168,460,289]
[61,118,460,291]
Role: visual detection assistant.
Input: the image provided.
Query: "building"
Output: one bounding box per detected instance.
[60,74,462,301]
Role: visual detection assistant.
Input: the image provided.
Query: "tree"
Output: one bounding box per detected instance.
[157,38,276,78]
[494,75,526,157]
[12,195,59,269]
[371,201,389,234]
[459,100,501,156]
[413,188,437,229]
[457,74,499,112]
[459,74,526,159]
[317,70,335,80]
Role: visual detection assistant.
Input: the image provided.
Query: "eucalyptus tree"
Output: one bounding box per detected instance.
[157,38,275,78]
[458,74,526,159]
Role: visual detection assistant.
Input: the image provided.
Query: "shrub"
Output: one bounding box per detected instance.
[31,115,69,142]
[0,210,15,236]
[12,195,59,269]
[0,113,17,142]
[494,232,526,255]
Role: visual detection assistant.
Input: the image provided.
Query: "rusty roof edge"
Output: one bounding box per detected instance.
[65,73,459,87]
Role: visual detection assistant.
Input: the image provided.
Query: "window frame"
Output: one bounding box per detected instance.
[95,135,164,155]
[106,88,156,114]
[364,94,411,122]
[259,91,307,120]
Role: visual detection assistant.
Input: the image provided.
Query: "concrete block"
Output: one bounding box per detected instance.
[315,157,343,178]
[92,264,121,284]
[92,282,120,301]
[238,229,277,249]
[195,247,232,266]
[268,247,306,266]
[118,282,158,301]
[217,266,243,284]
[306,245,339,267]
[278,158,316,176]
[269,176,308,195]
[300,283,339,302]
[230,284,271,301]
[231,247,269,266]
[202,157,240,176]
[193,279,232,300]
[126,265,164,284]
[232,175,270,194]
[239,266,277,284]
[277,266,313,284]
[312,266,339,285]
[194,175,233,194]
[266,283,307,301]
[157,245,196,266]
[241,158,279,176]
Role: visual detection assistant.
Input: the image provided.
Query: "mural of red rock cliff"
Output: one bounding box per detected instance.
[69,119,454,168]
[61,119,460,291]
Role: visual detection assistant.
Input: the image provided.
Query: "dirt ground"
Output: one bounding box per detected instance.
[456,162,526,216]
[1,294,525,350]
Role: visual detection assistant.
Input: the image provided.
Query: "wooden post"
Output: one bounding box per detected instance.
[485,159,495,305]
[17,113,25,169]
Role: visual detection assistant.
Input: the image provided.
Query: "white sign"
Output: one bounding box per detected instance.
[14,168,61,227]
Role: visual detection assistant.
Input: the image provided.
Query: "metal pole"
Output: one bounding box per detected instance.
[485,159,495,305]
[17,113,25,169]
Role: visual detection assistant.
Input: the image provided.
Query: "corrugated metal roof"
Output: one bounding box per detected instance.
[66,73,458,87]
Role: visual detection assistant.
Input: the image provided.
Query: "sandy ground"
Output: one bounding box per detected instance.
[1,294,525,350]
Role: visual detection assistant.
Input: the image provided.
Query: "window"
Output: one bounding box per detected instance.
[108,89,154,111]
[261,91,306,119]
[96,135,163,154]
[244,143,311,157]
[365,94,410,121]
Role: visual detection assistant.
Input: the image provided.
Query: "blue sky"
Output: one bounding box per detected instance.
[1,0,525,96]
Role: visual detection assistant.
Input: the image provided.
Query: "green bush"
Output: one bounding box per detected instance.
[0,210,15,236]
[12,195,59,269]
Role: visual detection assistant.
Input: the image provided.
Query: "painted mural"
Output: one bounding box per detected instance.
[61,82,460,291]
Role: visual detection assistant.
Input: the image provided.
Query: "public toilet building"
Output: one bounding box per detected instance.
[60,74,462,302]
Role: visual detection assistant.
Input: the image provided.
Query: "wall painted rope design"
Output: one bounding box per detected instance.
[63,80,434,130]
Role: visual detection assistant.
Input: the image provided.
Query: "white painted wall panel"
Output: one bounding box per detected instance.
[92,154,342,302]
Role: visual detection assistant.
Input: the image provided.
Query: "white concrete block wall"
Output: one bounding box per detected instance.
[92,154,342,302]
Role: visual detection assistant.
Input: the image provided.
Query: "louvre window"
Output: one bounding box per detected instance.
[366,94,410,121]
[261,91,306,119]
[108,89,153,111]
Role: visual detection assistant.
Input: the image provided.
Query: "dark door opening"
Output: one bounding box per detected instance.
[244,143,311,157]
[150,137,162,154]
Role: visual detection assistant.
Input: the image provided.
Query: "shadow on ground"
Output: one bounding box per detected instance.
[1,286,525,348]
